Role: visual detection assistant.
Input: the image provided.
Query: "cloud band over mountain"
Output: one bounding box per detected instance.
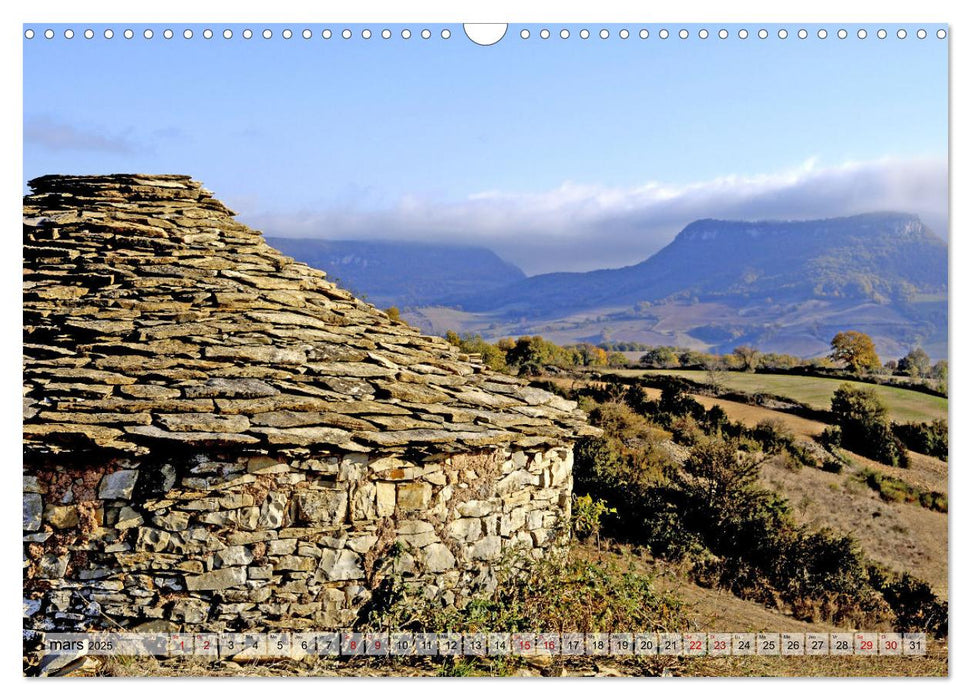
[242,156,948,275]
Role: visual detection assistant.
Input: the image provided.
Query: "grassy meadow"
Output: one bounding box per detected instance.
[607,369,947,423]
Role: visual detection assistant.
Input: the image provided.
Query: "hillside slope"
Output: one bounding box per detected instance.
[267,237,526,308]
[454,213,947,319]
[409,213,946,357]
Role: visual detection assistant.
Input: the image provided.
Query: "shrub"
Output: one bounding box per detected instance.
[670,414,702,446]
[702,404,729,434]
[856,468,947,513]
[817,425,842,450]
[573,392,946,636]
[751,419,795,455]
[444,330,509,372]
[657,379,705,420]
[893,419,948,460]
[869,567,948,637]
[358,549,687,635]
[830,384,910,468]
[821,459,844,474]
[571,494,616,543]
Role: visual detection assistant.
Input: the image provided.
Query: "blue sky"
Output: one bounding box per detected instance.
[23,23,948,273]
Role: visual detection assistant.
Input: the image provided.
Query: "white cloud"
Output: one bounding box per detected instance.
[24,115,137,154]
[247,156,948,275]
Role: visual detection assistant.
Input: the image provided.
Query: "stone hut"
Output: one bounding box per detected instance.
[23,174,596,635]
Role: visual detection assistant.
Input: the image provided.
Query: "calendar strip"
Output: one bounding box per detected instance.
[41,632,926,658]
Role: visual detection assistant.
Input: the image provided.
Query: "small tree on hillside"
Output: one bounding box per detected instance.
[682,439,764,522]
[732,345,762,372]
[830,384,909,468]
[606,352,629,368]
[640,346,680,369]
[829,331,881,373]
[898,347,931,378]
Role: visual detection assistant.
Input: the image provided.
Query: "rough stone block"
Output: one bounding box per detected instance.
[502,490,530,508]
[98,469,138,500]
[550,455,572,486]
[258,491,288,528]
[423,543,456,573]
[248,565,273,580]
[511,451,528,470]
[295,489,347,525]
[135,527,172,553]
[170,597,210,624]
[393,551,417,575]
[37,553,69,579]
[527,510,544,530]
[214,545,254,568]
[375,481,395,517]
[316,549,363,582]
[338,453,368,482]
[23,493,43,531]
[425,472,447,486]
[184,566,247,591]
[456,500,493,518]
[497,469,533,495]
[347,535,378,553]
[275,555,316,572]
[396,519,438,547]
[397,482,432,511]
[369,456,410,473]
[218,493,254,509]
[197,511,233,526]
[472,536,502,561]
[115,506,144,529]
[350,482,376,521]
[176,560,205,574]
[248,455,286,474]
[267,539,297,556]
[233,507,261,531]
[499,507,527,537]
[446,517,482,542]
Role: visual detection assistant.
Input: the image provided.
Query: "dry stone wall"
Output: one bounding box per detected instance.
[24,444,573,633]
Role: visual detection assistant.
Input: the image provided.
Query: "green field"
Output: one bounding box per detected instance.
[604,369,948,423]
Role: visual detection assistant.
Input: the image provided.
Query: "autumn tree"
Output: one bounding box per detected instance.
[443,330,508,372]
[574,343,609,367]
[496,337,516,353]
[606,352,629,368]
[732,345,762,372]
[506,335,569,375]
[829,331,881,373]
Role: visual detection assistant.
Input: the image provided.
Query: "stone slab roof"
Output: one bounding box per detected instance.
[23,175,597,458]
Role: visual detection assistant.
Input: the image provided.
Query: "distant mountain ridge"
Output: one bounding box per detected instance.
[451,213,947,318]
[268,214,947,359]
[266,238,526,309]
